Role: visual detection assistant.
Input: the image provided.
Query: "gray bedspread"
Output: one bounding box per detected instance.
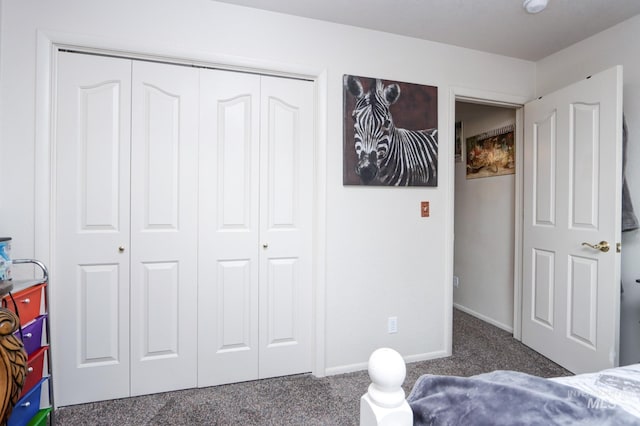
[407,370,640,425]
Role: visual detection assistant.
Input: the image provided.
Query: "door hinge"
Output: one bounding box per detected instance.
[617,242,621,253]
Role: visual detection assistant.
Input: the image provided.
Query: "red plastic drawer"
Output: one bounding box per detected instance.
[2,284,45,325]
[20,346,47,399]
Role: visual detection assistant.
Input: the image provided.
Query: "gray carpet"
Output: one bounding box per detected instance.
[54,310,571,425]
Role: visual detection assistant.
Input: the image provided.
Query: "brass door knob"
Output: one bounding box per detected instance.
[581,241,610,252]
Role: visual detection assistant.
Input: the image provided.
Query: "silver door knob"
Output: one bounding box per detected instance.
[118,246,125,253]
[262,243,268,249]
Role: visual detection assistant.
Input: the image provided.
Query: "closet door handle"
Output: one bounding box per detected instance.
[262,243,269,249]
[119,246,125,253]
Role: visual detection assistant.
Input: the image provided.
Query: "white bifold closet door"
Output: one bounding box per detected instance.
[197,70,313,386]
[53,51,313,406]
[54,52,132,406]
[128,60,199,396]
[54,52,199,405]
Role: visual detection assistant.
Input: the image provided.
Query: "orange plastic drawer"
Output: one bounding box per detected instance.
[2,283,45,325]
[20,346,48,399]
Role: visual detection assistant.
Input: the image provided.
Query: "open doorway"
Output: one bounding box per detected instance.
[453,100,520,333]
[452,67,626,373]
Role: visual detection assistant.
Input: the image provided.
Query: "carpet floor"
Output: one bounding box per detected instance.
[54,309,571,425]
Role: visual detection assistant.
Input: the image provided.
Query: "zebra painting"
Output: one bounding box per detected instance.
[343,75,438,186]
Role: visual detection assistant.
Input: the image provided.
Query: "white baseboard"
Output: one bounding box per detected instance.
[453,303,514,333]
[324,349,449,376]
[404,350,449,364]
[325,362,369,376]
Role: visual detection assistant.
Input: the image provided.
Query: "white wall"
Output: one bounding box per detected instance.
[0,0,536,374]
[536,14,640,365]
[454,103,516,331]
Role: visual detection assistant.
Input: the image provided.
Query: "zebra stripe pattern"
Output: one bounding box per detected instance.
[345,76,438,186]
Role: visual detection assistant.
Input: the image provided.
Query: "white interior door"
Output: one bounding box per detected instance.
[53,52,132,405]
[198,69,261,386]
[129,61,199,395]
[258,76,313,379]
[522,66,623,374]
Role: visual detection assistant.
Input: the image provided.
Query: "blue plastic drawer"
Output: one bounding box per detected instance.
[8,377,47,426]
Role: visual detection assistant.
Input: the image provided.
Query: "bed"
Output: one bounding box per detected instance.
[360,348,640,425]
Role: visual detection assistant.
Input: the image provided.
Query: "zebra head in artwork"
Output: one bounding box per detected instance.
[345,75,438,186]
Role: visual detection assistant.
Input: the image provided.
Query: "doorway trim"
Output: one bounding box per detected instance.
[34,29,328,382]
[448,86,528,341]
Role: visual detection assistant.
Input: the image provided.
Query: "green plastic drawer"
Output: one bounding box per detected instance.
[26,407,51,426]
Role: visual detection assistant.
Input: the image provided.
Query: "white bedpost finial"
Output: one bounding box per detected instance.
[367,347,406,407]
[360,348,413,426]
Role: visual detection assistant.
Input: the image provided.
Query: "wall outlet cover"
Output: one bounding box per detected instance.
[388,316,398,333]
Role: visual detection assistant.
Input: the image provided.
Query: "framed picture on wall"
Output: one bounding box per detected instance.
[343,74,438,186]
[455,121,463,163]
[465,124,515,179]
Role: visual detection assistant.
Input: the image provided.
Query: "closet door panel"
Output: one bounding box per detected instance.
[130,61,199,395]
[140,261,180,355]
[80,264,121,362]
[53,52,132,406]
[259,76,314,379]
[198,69,261,386]
[142,85,180,228]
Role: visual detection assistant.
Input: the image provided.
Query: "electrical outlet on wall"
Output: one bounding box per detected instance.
[388,316,398,334]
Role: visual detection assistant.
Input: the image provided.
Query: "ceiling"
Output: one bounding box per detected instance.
[214,0,640,61]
